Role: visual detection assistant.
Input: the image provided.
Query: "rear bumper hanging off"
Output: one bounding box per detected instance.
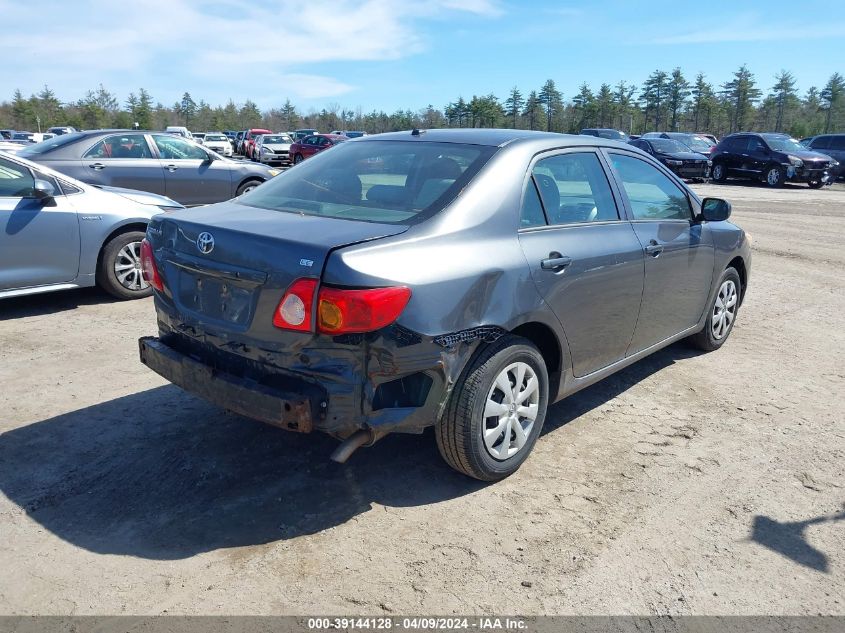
[138,336,324,433]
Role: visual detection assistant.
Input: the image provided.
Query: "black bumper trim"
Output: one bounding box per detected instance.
[138,336,324,432]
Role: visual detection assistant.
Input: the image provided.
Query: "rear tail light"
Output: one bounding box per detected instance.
[140,238,163,291]
[272,279,411,335]
[273,278,317,331]
[317,286,411,335]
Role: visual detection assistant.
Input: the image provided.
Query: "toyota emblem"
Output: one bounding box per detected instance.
[196,232,215,254]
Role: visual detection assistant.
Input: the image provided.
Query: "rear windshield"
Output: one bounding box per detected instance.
[238,140,496,224]
[19,132,86,155]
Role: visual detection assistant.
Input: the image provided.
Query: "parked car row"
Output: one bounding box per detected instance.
[16,130,280,206]
[582,128,841,188]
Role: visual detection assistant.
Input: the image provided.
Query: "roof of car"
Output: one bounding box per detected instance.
[360,128,631,148]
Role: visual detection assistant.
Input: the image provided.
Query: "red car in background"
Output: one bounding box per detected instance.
[289,133,347,164]
[243,128,272,159]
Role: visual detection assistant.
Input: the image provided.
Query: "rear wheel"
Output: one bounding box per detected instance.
[436,335,549,481]
[97,230,152,300]
[236,179,262,196]
[808,179,824,189]
[688,267,741,351]
[711,162,727,183]
[764,165,784,187]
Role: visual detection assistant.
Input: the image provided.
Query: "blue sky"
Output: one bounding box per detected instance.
[1,0,843,112]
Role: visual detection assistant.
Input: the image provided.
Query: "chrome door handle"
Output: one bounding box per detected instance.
[165,164,178,172]
[644,240,664,257]
[89,163,105,171]
[540,253,572,271]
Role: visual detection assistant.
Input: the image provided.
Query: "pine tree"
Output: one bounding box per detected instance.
[820,72,845,133]
[179,92,197,126]
[641,70,669,131]
[522,91,544,131]
[690,73,714,132]
[613,81,636,132]
[667,68,690,131]
[595,83,614,128]
[538,79,563,132]
[720,65,761,132]
[771,70,797,132]
[504,87,524,128]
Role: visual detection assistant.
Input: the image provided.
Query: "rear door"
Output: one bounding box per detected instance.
[151,134,232,205]
[0,156,80,290]
[604,151,715,353]
[80,133,166,194]
[517,149,645,377]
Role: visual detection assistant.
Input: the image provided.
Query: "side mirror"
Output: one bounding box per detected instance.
[31,179,56,203]
[203,152,216,163]
[700,197,731,222]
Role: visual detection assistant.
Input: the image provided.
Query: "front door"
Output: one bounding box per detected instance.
[80,133,166,194]
[605,151,715,354]
[0,157,80,290]
[517,149,645,377]
[151,134,232,205]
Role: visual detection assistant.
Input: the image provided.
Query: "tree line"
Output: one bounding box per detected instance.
[2,65,843,139]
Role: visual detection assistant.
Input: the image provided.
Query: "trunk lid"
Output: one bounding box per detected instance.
[152,200,409,333]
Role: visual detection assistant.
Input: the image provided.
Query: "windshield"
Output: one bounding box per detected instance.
[204,134,226,141]
[19,132,86,156]
[763,135,805,152]
[650,139,692,153]
[238,140,496,224]
[264,135,291,143]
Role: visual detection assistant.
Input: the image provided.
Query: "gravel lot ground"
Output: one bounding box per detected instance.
[0,182,843,616]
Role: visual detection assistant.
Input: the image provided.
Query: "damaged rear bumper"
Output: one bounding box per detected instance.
[138,336,327,433]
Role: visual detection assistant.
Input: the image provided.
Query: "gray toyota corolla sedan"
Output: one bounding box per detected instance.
[19,130,279,206]
[138,129,751,480]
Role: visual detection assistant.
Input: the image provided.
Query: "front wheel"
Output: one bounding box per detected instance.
[97,230,152,300]
[688,267,742,352]
[236,179,262,196]
[436,335,549,481]
[764,165,785,188]
[808,179,824,189]
[711,162,727,183]
[293,154,303,164]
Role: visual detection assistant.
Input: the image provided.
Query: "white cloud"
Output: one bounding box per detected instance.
[0,0,504,103]
[654,18,845,44]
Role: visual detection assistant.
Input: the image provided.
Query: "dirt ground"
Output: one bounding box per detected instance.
[0,182,843,616]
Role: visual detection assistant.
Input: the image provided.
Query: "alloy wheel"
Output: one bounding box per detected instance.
[482,362,540,460]
[113,241,149,292]
[766,168,781,186]
[711,279,738,340]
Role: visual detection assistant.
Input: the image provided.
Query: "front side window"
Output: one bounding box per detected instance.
[153,135,207,160]
[829,136,845,150]
[609,153,693,221]
[531,152,619,225]
[810,136,831,149]
[84,134,151,159]
[238,140,495,224]
[0,156,35,197]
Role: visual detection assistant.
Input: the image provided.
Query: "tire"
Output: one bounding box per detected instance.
[808,179,824,189]
[96,230,152,300]
[711,162,727,183]
[764,164,785,188]
[435,335,549,481]
[293,154,303,164]
[688,267,742,352]
[236,179,262,196]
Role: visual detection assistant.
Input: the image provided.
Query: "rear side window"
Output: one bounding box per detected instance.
[238,140,496,224]
[609,153,693,221]
[531,152,619,225]
[84,134,151,159]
